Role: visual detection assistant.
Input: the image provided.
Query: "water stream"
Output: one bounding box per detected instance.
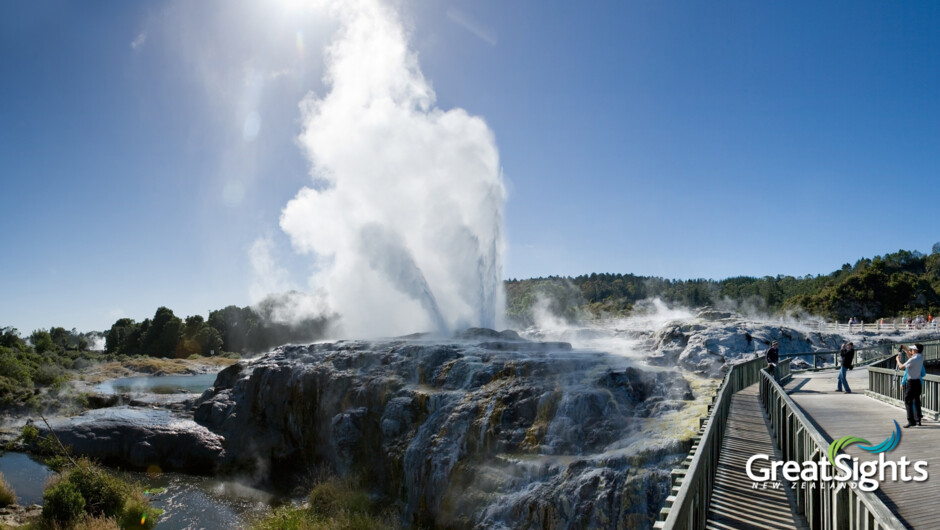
[0,452,280,529]
[0,373,285,528]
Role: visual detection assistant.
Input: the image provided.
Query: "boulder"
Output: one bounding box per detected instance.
[36,407,224,472]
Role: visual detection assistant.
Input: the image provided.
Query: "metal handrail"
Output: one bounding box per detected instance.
[867,340,940,419]
[782,338,940,373]
[811,321,938,333]
[759,370,904,529]
[657,338,940,528]
[657,356,791,528]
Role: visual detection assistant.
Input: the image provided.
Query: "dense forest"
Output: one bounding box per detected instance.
[506,247,940,326]
[104,293,333,358]
[0,294,333,406]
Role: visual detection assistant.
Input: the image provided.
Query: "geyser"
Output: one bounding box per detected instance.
[279,0,505,337]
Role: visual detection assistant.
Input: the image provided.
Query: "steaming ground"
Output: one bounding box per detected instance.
[22,301,940,528]
[518,298,940,378]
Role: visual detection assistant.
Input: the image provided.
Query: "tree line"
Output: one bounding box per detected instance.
[505,247,940,326]
[105,296,332,357]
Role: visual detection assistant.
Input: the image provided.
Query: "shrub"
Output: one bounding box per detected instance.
[21,423,39,444]
[0,472,16,507]
[252,476,398,530]
[118,498,160,530]
[43,480,86,526]
[0,352,31,383]
[308,477,370,517]
[67,462,127,518]
[34,363,65,386]
[251,505,399,530]
[252,505,316,530]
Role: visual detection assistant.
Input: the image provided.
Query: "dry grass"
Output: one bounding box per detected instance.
[83,356,237,383]
[78,515,121,529]
[0,472,16,507]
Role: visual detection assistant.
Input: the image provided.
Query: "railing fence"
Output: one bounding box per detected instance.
[655,357,791,528]
[759,371,904,529]
[866,339,940,420]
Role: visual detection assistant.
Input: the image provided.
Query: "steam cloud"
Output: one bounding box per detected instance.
[279,0,505,337]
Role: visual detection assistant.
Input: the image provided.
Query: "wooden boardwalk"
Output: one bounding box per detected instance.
[786,370,937,529]
[706,384,809,529]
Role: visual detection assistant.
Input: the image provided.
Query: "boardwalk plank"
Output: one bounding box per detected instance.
[705,384,809,530]
[786,369,937,530]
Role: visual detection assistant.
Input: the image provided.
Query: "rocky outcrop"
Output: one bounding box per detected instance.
[193,333,695,528]
[647,319,848,376]
[0,504,42,527]
[37,407,224,472]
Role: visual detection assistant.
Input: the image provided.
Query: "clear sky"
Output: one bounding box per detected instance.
[2,0,939,334]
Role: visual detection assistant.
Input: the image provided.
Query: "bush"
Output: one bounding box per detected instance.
[67,462,127,517]
[34,363,65,386]
[0,472,16,507]
[252,476,398,530]
[43,480,86,526]
[252,505,316,530]
[118,498,160,530]
[0,352,31,382]
[309,478,370,516]
[252,505,398,530]
[21,423,39,444]
[40,459,160,528]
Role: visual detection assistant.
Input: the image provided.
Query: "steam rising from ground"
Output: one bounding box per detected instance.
[277,0,505,338]
[523,298,696,363]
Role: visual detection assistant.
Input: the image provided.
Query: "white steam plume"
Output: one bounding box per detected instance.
[280,0,505,338]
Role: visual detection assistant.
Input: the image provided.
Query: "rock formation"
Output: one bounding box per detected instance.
[192,330,696,527]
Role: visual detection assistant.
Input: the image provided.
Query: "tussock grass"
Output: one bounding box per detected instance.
[252,477,398,530]
[0,471,17,507]
[88,356,237,382]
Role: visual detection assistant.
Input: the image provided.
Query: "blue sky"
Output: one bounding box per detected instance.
[2,0,939,333]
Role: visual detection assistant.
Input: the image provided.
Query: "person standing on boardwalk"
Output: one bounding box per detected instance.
[837,341,855,393]
[766,340,780,383]
[897,343,925,428]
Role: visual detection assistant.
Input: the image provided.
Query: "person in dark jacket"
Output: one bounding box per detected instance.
[837,342,855,393]
[766,340,780,383]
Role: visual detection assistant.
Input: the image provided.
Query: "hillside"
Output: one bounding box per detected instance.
[505,248,940,326]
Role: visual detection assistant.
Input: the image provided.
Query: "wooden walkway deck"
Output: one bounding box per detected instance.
[786,370,937,529]
[706,384,809,529]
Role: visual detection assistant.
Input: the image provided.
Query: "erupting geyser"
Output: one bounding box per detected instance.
[279,0,505,337]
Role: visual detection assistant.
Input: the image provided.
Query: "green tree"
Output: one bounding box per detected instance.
[106,318,140,355]
[0,328,29,351]
[30,330,55,353]
[140,307,183,358]
[49,327,70,350]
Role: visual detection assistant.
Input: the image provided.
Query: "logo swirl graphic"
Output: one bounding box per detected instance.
[827,420,901,466]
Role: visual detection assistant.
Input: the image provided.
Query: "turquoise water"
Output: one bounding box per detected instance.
[0,453,277,528]
[95,374,217,395]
